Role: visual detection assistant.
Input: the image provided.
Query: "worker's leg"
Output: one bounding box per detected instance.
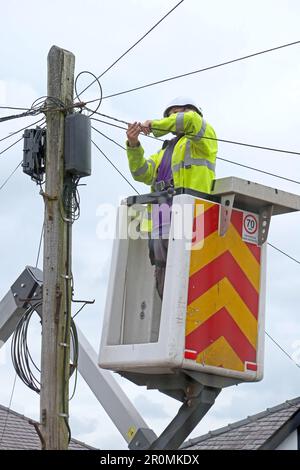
[150,238,169,299]
[149,200,172,299]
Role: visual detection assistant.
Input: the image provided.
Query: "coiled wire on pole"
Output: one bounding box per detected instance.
[11,302,79,395]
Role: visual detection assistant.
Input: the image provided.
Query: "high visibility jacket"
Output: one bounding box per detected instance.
[126,110,218,231]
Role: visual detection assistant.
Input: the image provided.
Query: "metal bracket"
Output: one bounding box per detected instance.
[11,266,43,309]
[120,370,194,402]
[258,205,273,246]
[1,268,157,450]
[149,385,221,450]
[0,267,43,345]
[219,193,235,236]
[120,370,225,450]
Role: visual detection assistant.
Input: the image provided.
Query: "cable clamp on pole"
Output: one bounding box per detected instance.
[61,274,73,280]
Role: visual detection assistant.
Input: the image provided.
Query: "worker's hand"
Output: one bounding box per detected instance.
[140,120,152,135]
[127,122,141,147]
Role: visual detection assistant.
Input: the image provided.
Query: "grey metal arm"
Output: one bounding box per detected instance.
[0,266,156,449]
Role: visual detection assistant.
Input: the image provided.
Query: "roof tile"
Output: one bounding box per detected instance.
[182,396,300,450]
[0,404,95,450]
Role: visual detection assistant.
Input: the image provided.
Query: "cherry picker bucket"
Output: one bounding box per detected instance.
[99,178,300,388]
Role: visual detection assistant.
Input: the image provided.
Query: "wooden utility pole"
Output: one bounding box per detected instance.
[40,45,75,450]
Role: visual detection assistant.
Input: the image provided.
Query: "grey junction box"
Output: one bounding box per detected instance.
[64,113,91,177]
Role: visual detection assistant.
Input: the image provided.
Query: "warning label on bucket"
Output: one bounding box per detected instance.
[242,212,259,245]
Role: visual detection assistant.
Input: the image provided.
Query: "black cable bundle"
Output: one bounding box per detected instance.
[11,304,79,395]
[11,303,42,393]
[62,176,81,223]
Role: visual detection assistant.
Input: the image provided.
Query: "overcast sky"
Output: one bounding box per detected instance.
[1,0,300,450]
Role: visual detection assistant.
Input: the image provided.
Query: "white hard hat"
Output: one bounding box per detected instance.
[163,96,203,117]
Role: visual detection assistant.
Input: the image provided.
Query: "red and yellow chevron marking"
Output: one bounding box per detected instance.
[185,200,261,373]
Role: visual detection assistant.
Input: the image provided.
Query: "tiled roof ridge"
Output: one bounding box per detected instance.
[0,404,96,450]
[0,404,30,423]
[182,396,300,449]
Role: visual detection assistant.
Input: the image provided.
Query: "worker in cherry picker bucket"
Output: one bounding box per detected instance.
[126,97,218,299]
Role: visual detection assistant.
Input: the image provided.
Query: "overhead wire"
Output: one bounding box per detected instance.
[0,135,24,156]
[74,71,103,117]
[30,95,65,111]
[91,116,133,132]
[30,95,86,114]
[35,223,44,268]
[218,157,300,186]
[92,139,139,194]
[0,118,46,157]
[0,109,40,123]
[0,161,22,191]
[77,0,185,98]
[205,136,300,157]
[0,117,45,144]
[0,373,17,447]
[91,118,300,186]
[268,242,300,265]
[96,39,300,101]
[0,96,83,130]
[0,105,32,111]
[265,331,300,369]
[90,110,300,157]
[72,304,86,320]
[92,126,126,151]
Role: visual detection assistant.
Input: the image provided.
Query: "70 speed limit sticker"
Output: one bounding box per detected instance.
[242,212,259,245]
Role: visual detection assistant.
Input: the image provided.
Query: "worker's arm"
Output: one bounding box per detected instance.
[126,143,158,185]
[150,111,204,139]
[126,123,158,185]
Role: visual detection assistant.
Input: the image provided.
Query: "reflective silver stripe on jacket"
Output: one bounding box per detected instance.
[149,158,157,184]
[171,117,215,173]
[132,158,155,177]
[176,112,185,134]
[148,158,156,172]
[172,139,216,173]
[191,118,207,141]
[185,139,215,171]
[172,159,215,173]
